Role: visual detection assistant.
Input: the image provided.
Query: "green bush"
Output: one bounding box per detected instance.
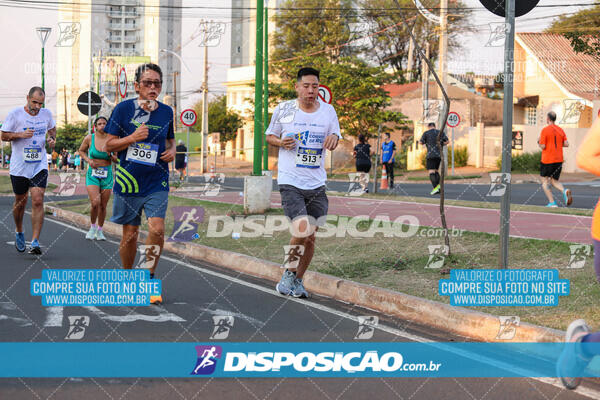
[496,151,541,172]
[419,146,468,168]
[452,146,468,167]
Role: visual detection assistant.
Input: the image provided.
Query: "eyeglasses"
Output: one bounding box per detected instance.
[140,80,162,88]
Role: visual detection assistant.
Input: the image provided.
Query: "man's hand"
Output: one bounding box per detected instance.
[323,135,339,151]
[20,129,34,139]
[160,145,176,162]
[130,123,149,143]
[281,136,296,150]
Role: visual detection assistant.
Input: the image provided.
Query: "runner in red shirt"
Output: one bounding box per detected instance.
[538,111,572,207]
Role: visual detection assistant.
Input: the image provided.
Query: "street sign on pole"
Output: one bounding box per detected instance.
[318,85,332,104]
[118,67,127,99]
[479,0,539,269]
[180,109,197,182]
[446,112,460,128]
[77,91,102,116]
[180,109,197,127]
[447,112,460,176]
[478,0,539,17]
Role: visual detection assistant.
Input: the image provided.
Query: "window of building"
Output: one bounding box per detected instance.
[526,106,537,126]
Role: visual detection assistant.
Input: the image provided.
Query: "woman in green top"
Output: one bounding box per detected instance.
[78,116,118,240]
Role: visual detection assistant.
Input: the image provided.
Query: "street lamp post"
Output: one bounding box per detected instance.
[36,27,52,96]
[159,48,191,144]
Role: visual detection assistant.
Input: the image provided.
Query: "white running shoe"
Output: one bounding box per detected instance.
[95,229,106,241]
[86,226,97,240]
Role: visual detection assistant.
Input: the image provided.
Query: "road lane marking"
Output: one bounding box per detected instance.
[44,216,600,398]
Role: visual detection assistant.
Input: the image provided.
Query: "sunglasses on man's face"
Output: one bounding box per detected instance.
[140,80,162,88]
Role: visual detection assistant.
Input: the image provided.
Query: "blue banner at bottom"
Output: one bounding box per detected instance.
[2,342,600,378]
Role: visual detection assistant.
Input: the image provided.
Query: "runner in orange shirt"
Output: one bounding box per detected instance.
[576,118,600,283]
[538,111,572,207]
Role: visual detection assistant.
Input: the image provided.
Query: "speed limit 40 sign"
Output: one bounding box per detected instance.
[180,109,197,127]
[446,112,460,128]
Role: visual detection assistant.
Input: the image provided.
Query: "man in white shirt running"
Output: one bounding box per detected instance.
[266,67,341,298]
[1,87,56,255]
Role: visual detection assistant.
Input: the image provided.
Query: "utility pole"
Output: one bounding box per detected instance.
[262,2,269,171]
[422,42,430,122]
[88,52,93,134]
[499,0,516,269]
[35,27,51,107]
[406,33,415,82]
[253,0,264,176]
[201,45,209,174]
[63,85,68,126]
[439,0,448,88]
[173,71,179,133]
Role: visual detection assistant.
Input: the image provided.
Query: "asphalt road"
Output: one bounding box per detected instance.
[192,176,600,209]
[1,196,599,399]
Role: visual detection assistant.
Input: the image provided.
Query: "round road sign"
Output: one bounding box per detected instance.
[318,85,332,104]
[478,0,540,18]
[77,91,102,116]
[180,109,197,127]
[446,112,460,128]
[118,68,127,99]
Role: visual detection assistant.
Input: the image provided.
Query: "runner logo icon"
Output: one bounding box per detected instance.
[567,245,591,269]
[354,316,378,340]
[65,316,89,340]
[496,316,520,340]
[210,316,234,340]
[425,245,448,269]
[191,345,222,375]
[283,245,305,269]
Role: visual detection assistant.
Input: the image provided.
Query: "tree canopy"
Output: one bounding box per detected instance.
[192,96,243,143]
[546,5,600,59]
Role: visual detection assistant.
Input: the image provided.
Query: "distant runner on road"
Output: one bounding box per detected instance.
[419,122,448,195]
[265,67,342,298]
[539,111,572,207]
[105,63,176,305]
[1,87,56,255]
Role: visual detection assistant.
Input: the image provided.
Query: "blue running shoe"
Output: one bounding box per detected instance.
[29,239,41,255]
[276,270,295,295]
[290,278,309,298]
[546,201,558,208]
[15,232,25,252]
[557,319,592,390]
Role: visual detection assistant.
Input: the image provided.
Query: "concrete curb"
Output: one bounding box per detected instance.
[45,203,564,343]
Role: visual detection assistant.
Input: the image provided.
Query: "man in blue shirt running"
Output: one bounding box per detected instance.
[105,63,176,304]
